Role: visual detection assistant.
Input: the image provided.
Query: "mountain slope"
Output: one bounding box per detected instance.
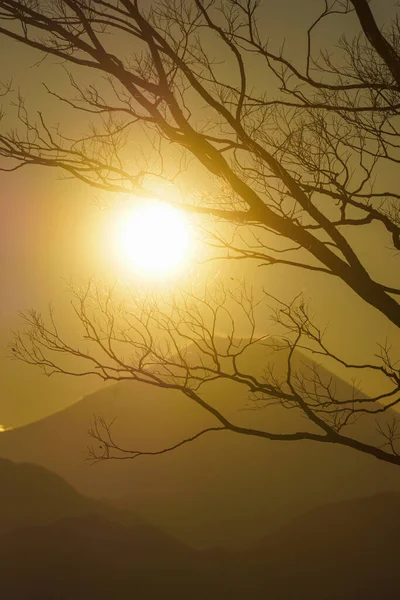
[255,490,400,555]
[0,457,398,600]
[0,458,228,600]
[1,348,399,548]
[0,457,188,555]
[238,491,400,599]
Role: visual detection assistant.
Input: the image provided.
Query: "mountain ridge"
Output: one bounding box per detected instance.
[1,458,398,600]
[1,345,399,549]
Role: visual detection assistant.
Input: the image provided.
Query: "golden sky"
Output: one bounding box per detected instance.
[0,0,399,428]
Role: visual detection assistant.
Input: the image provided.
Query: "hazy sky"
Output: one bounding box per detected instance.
[1,0,399,428]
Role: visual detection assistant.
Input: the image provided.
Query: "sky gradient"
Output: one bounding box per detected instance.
[1,0,399,428]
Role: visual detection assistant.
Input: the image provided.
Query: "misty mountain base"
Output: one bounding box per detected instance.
[0,456,398,599]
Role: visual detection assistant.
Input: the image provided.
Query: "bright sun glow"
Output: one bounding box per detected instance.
[115,200,192,277]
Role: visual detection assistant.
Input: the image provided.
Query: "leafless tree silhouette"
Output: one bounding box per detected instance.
[12,279,400,465]
[0,1,399,463]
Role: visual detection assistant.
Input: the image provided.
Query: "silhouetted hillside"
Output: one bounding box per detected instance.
[1,459,398,599]
[0,457,188,554]
[0,459,251,599]
[255,490,400,556]
[0,516,243,600]
[1,345,399,548]
[239,491,400,599]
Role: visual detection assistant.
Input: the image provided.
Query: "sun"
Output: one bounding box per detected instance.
[115,200,192,277]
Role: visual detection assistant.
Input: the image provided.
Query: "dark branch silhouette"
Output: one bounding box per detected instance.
[0,1,398,464]
[11,281,400,466]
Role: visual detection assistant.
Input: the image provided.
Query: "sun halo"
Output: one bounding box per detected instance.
[114,200,193,278]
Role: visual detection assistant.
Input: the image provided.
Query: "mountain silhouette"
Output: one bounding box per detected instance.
[1,457,398,599]
[0,457,188,553]
[0,458,236,599]
[0,345,399,548]
[255,490,400,555]
[239,490,400,599]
